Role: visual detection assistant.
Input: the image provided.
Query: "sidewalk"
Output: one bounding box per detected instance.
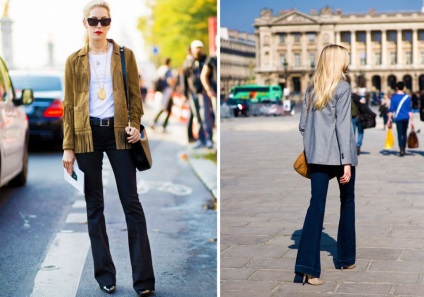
[143,99,217,201]
[220,110,424,297]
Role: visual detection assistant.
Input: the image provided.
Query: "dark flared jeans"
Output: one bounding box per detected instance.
[395,119,409,150]
[75,123,155,292]
[295,164,356,278]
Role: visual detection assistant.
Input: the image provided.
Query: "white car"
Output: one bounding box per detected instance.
[0,57,34,187]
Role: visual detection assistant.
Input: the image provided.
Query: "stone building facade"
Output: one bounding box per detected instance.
[254,6,424,99]
[220,27,256,97]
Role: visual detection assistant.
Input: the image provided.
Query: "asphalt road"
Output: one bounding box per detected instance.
[0,119,217,297]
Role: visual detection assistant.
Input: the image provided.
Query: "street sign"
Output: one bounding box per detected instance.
[152,46,159,55]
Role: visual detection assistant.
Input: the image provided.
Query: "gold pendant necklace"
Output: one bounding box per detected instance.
[89,43,109,100]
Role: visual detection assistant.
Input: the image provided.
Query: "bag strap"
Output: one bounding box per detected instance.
[395,94,408,117]
[119,46,131,126]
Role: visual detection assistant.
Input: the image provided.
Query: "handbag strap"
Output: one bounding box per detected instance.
[119,46,131,126]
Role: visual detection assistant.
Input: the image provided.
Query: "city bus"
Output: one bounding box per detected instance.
[228,84,284,116]
[229,84,283,103]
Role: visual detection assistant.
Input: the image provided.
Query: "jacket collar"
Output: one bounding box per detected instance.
[77,39,121,72]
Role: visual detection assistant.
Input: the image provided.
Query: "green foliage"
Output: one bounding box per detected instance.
[138,0,217,67]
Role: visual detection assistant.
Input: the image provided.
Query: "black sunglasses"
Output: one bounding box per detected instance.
[86,18,111,26]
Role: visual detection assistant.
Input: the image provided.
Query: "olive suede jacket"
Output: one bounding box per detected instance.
[62,39,143,153]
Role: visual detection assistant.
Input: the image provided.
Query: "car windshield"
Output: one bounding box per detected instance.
[11,75,62,92]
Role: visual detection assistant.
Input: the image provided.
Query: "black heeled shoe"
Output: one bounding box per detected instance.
[136,289,152,296]
[100,284,116,294]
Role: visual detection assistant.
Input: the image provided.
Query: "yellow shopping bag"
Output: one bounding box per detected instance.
[385,128,394,149]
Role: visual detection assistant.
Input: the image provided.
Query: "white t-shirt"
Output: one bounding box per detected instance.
[89,43,114,118]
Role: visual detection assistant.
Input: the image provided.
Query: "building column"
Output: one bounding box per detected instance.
[286,33,292,69]
[366,30,372,66]
[302,33,308,68]
[381,30,387,66]
[413,29,418,66]
[335,31,341,45]
[397,29,402,66]
[351,31,356,67]
[255,34,260,68]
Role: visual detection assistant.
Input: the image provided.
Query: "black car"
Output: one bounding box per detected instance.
[10,70,64,142]
[226,98,250,117]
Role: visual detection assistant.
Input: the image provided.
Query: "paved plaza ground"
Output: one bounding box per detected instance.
[220,109,424,297]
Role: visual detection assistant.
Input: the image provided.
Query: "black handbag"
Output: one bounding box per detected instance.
[120,46,152,171]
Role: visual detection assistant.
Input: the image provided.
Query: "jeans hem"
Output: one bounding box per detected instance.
[294,264,321,278]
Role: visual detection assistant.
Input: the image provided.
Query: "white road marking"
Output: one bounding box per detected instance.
[30,232,90,297]
[65,213,87,224]
[72,200,86,209]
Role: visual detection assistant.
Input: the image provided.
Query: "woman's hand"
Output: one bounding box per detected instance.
[339,164,351,185]
[63,149,75,175]
[125,126,140,143]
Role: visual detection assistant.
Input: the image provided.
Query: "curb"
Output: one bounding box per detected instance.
[186,150,217,199]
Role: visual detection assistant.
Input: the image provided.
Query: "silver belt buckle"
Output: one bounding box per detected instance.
[100,118,109,126]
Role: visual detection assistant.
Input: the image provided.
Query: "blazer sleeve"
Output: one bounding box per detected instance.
[335,83,353,165]
[126,48,143,128]
[299,88,309,136]
[62,55,75,150]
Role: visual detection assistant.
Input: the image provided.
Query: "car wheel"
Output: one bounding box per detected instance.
[9,133,29,187]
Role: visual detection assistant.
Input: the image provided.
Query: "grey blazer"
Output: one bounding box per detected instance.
[299,80,358,166]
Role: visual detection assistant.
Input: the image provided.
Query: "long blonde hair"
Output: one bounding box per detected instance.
[83,0,111,45]
[309,44,349,110]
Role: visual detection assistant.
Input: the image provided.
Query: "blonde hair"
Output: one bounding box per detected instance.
[309,44,349,110]
[83,0,111,45]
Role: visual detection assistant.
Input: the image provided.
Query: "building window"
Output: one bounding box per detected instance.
[360,52,366,65]
[280,54,286,66]
[341,32,351,43]
[406,51,412,64]
[388,31,396,42]
[390,52,397,65]
[309,52,315,67]
[404,31,412,42]
[294,53,301,67]
[375,52,381,65]
[279,34,286,44]
[358,32,366,43]
[309,33,315,43]
[419,30,424,41]
[373,32,381,42]
[294,33,300,43]
[421,51,424,64]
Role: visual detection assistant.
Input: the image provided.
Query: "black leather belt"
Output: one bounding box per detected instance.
[90,117,114,126]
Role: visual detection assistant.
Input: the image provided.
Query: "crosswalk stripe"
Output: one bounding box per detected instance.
[30,232,90,297]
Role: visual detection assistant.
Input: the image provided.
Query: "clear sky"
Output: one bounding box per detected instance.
[221,0,424,33]
[2,0,151,70]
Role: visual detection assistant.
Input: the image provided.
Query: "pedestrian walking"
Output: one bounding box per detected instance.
[61,1,155,295]
[386,81,414,156]
[183,40,213,149]
[351,91,365,155]
[379,92,391,128]
[295,44,358,285]
[151,58,177,132]
[200,47,217,120]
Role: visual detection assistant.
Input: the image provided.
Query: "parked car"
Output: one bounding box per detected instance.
[10,70,64,142]
[0,57,34,187]
[226,98,250,117]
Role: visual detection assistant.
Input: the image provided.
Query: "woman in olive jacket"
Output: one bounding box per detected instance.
[61,1,154,295]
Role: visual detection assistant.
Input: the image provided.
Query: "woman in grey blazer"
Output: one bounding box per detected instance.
[295,44,358,285]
